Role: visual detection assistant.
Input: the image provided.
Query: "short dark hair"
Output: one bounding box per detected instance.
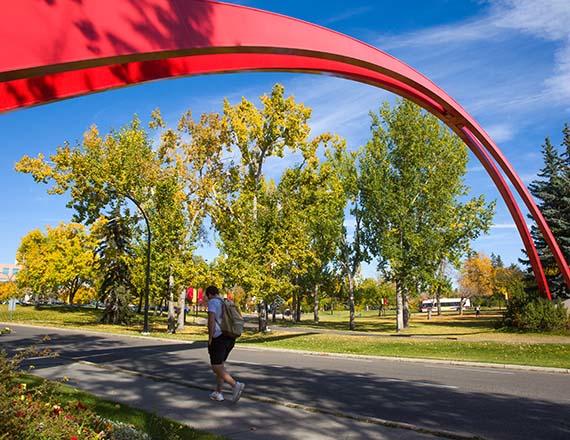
[205,285,219,297]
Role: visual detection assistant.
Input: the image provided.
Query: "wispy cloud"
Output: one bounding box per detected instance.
[485,123,516,143]
[322,6,374,25]
[379,0,570,110]
[491,222,531,229]
[284,75,391,146]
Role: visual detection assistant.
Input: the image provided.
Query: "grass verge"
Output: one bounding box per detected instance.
[241,331,570,369]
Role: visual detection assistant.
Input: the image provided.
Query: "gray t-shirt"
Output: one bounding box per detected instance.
[207,297,223,338]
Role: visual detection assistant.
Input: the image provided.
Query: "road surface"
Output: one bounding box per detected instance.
[1,324,569,439]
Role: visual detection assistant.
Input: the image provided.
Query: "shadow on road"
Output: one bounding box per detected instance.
[2,327,569,440]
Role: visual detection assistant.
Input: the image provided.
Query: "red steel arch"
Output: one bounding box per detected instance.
[1,0,568,298]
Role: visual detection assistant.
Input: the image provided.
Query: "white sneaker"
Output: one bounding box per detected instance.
[232,381,245,403]
[209,391,224,402]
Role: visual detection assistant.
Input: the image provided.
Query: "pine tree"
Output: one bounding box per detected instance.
[525,130,569,298]
[95,213,136,324]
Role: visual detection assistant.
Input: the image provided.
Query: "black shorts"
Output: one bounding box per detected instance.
[208,334,235,365]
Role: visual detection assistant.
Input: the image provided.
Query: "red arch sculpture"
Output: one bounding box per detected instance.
[1,0,568,298]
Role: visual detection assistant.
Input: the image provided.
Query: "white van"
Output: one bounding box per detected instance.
[420,298,471,312]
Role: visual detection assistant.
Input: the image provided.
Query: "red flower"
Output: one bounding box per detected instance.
[70,436,78,440]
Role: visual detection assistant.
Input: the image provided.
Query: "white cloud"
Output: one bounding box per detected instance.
[485,123,516,143]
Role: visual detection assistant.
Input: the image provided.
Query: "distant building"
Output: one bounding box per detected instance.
[0,263,21,283]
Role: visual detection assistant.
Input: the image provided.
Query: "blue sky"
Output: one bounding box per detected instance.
[1,0,569,280]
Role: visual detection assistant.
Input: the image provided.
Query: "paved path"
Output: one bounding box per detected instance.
[2,324,570,439]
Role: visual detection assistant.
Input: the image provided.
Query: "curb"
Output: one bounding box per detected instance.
[68,357,484,440]
[4,322,569,374]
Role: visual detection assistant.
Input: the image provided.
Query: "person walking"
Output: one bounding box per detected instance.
[205,285,245,402]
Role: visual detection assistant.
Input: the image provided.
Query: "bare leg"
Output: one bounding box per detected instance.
[212,364,236,391]
[216,374,224,393]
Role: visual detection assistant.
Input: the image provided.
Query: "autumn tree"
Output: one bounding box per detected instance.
[16,223,96,304]
[459,252,495,312]
[0,282,18,302]
[209,84,318,330]
[360,99,494,330]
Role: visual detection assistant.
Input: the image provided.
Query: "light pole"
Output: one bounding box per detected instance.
[127,194,152,335]
[110,189,152,335]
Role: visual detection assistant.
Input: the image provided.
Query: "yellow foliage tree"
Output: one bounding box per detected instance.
[459,252,495,313]
[0,281,18,302]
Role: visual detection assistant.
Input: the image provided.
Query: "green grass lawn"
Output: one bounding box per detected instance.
[18,374,224,440]
[0,304,210,340]
[240,331,570,368]
[2,304,569,369]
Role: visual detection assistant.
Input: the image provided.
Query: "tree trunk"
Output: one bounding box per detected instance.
[177,288,186,330]
[313,284,319,324]
[396,282,404,332]
[459,297,465,316]
[348,276,355,331]
[258,301,267,332]
[167,285,176,334]
[68,276,80,305]
[272,305,276,323]
[295,293,302,323]
[403,292,410,328]
[137,292,143,314]
[436,285,442,316]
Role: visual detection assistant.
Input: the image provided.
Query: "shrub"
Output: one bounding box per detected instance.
[502,297,570,332]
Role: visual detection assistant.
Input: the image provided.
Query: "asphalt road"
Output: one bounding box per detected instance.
[2,324,569,440]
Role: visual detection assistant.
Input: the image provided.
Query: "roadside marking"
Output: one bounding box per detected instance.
[424,365,514,375]
[382,378,458,390]
[229,360,285,368]
[301,353,372,362]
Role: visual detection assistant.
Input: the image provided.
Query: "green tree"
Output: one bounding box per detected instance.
[357,277,396,316]
[493,263,526,303]
[524,127,570,298]
[15,118,160,320]
[360,99,494,331]
[210,84,316,330]
[328,142,369,330]
[16,223,96,304]
[94,214,136,325]
[277,134,347,324]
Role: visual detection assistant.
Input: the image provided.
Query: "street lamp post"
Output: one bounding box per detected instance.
[111,190,152,335]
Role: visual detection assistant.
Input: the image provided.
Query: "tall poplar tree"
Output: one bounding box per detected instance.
[360,99,494,331]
